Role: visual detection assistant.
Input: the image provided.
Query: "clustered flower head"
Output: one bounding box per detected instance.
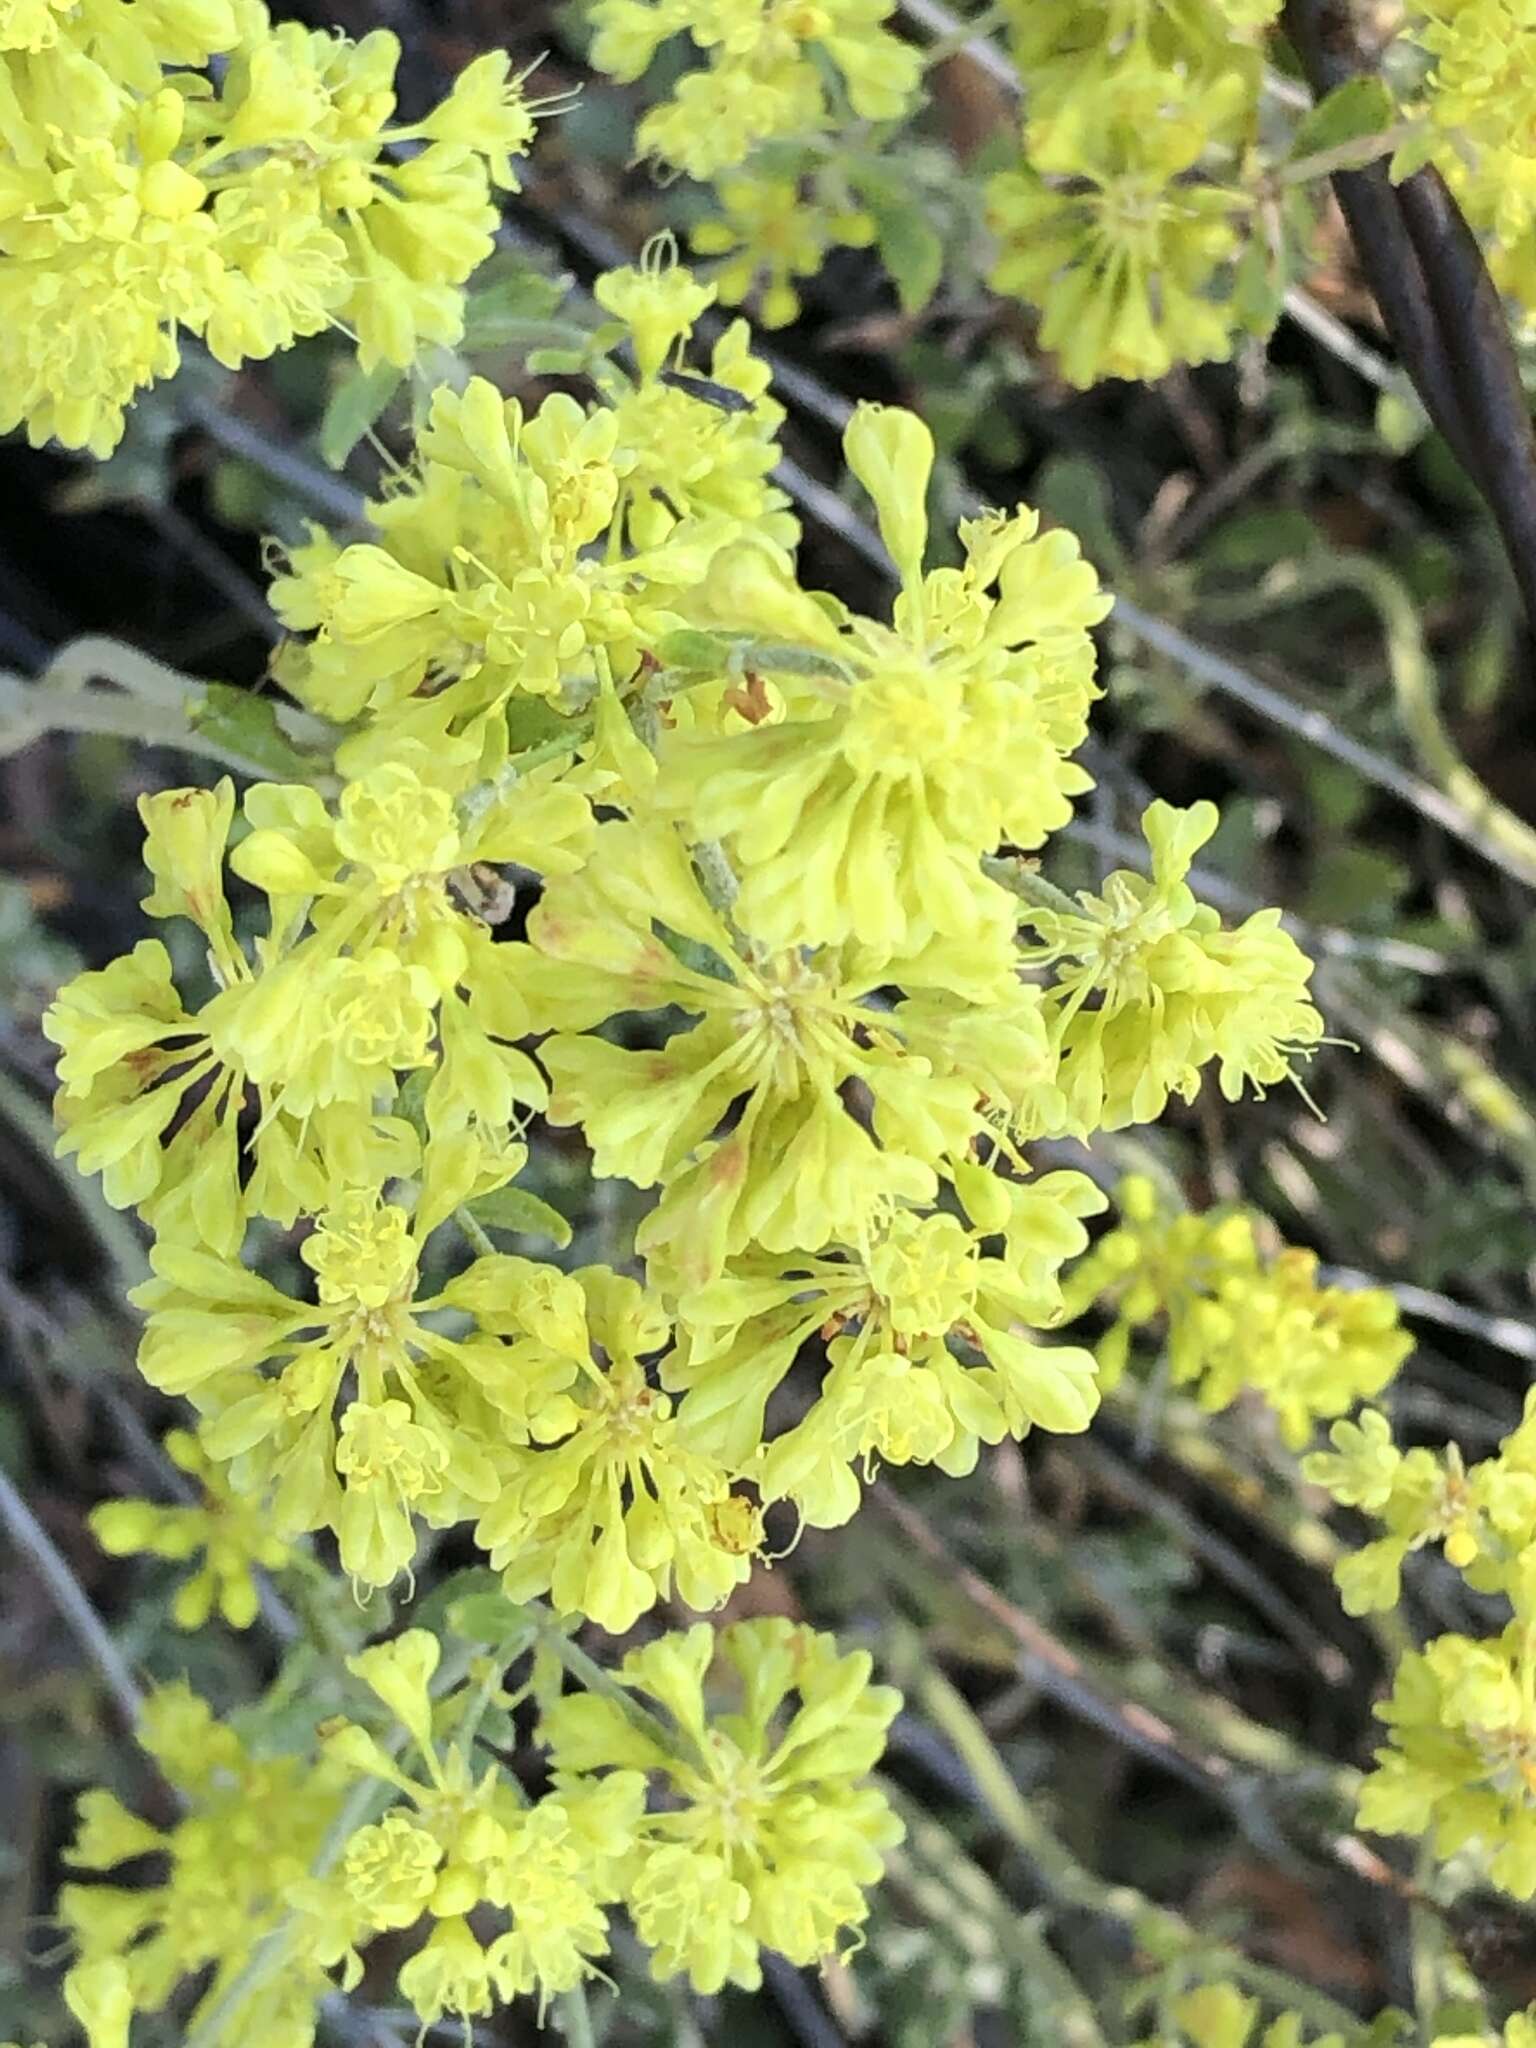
[52,1617,900,2037]
[0,0,542,454]
[543,1616,902,1992]
[587,0,921,179]
[57,1682,349,2040]
[986,0,1285,385]
[1397,1,1536,306]
[1063,1175,1410,1448]
[1139,1982,1349,2048]
[88,1426,293,1628]
[1301,1390,1536,1901]
[42,239,1334,2034]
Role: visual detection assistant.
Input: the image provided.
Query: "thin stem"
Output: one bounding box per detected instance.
[454,1207,496,1260]
[531,1605,688,1758]
[1282,286,1409,396]
[1277,120,1422,188]
[0,1462,145,1729]
[455,726,589,831]
[1282,0,1536,636]
[896,0,1020,94]
[558,1988,598,2048]
[1220,555,1536,887]
[183,388,370,528]
[983,853,1081,920]
[1110,595,1536,894]
[908,1651,1365,2040]
[692,838,741,916]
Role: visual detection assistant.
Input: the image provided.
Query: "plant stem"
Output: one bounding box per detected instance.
[454,1207,497,1260]
[0,1462,145,1730]
[983,854,1081,919]
[530,1605,690,1758]
[909,1650,1364,2039]
[1278,121,1423,188]
[558,1986,598,2048]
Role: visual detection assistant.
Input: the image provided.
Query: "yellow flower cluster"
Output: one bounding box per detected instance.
[0,0,539,454]
[1140,1982,1348,2048]
[1064,1175,1409,1448]
[1304,1393,1536,1899]
[1398,1,1536,305]
[588,0,920,178]
[42,248,1330,2028]
[88,1426,292,1628]
[46,254,1328,1623]
[56,1618,900,2035]
[584,1,906,326]
[544,1617,902,1991]
[1139,1981,1536,2047]
[59,1682,348,2041]
[987,0,1281,385]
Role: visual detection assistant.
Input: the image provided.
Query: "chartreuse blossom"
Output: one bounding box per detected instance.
[321,1630,643,2022]
[1138,1982,1346,2047]
[58,1682,347,2039]
[1018,800,1325,1135]
[544,1618,903,1991]
[587,0,921,179]
[668,1173,1105,1523]
[1064,1176,1410,1447]
[129,1201,615,1588]
[55,1618,903,2035]
[987,0,1281,385]
[88,1426,293,1628]
[690,172,875,326]
[268,250,792,760]
[521,814,1050,1288]
[42,755,583,1251]
[37,240,1347,2031]
[1305,1402,1536,1615]
[0,0,541,453]
[1352,1600,1536,1900]
[658,403,1108,956]
[460,1263,764,1630]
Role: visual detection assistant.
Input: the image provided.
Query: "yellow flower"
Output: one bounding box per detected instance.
[129,1199,581,1585]
[659,402,1107,955]
[89,1428,293,1628]
[544,1618,903,1992]
[671,1177,1104,1524]
[690,174,874,327]
[524,818,1030,1286]
[470,1265,761,1631]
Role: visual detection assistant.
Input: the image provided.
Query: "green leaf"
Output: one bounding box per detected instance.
[526,345,591,377]
[189,684,335,780]
[465,1184,573,1247]
[850,162,943,316]
[651,630,853,685]
[461,255,572,351]
[406,1565,502,1640]
[1288,76,1396,165]
[1197,507,1322,572]
[1374,388,1428,457]
[655,628,731,673]
[448,1589,533,1642]
[1030,455,1121,573]
[319,359,403,470]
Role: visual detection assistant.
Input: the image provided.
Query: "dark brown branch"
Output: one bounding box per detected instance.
[1282,0,1536,633]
